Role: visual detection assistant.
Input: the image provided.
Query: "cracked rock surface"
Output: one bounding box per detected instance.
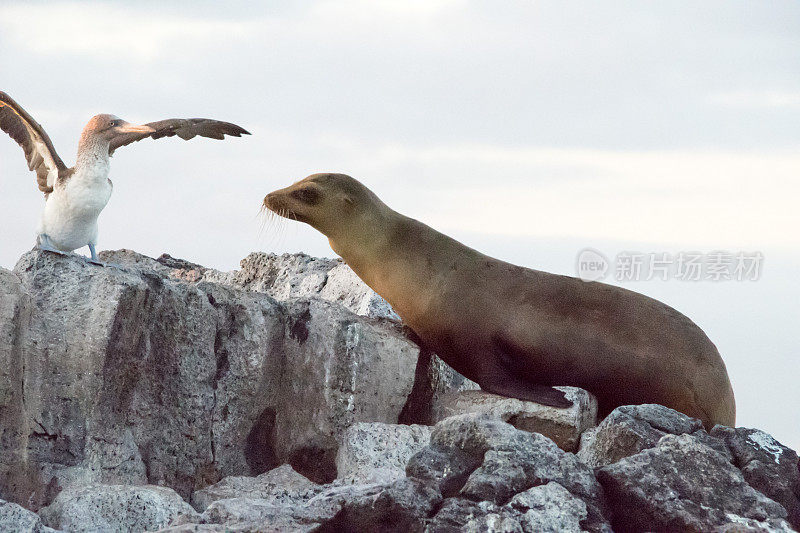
[1,249,798,533]
[433,388,598,452]
[408,413,611,532]
[336,422,432,485]
[39,484,199,533]
[0,499,57,533]
[597,434,792,532]
[577,403,731,468]
[0,249,451,509]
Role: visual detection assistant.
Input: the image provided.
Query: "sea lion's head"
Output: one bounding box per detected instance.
[263,173,382,238]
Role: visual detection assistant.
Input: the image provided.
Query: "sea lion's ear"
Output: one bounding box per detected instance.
[343,195,354,206]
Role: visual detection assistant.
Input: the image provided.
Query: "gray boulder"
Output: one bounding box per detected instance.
[462,513,524,533]
[424,498,502,532]
[432,388,597,452]
[0,499,59,533]
[274,297,420,482]
[194,478,441,533]
[198,496,327,532]
[139,252,435,483]
[577,403,730,468]
[336,422,432,485]
[507,482,589,533]
[434,482,591,533]
[171,251,400,321]
[711,426,800,529]
[408,413,610,532]
[190,464,321,512]
[0,269,38,505]
[320,477,442,532]
[597,433,792,532]
[9,250,286,505]
[38,484,199,533]
[155,526,237,532]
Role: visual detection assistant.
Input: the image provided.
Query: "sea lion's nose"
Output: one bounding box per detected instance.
[264,192,281,210]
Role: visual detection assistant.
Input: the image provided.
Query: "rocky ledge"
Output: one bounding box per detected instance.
[0,249,797,532]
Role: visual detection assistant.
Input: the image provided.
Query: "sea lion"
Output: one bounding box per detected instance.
[263,173,736,428]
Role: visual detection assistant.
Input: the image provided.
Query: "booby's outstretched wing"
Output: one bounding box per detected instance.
[108,118,250,155]
[0,91,68,195]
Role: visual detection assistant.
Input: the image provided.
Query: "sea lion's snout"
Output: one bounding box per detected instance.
[263,192,279,211]
[263,182,320,224]
[263,190,295,219]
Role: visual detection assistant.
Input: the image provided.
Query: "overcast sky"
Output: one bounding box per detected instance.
[1,1,798,449]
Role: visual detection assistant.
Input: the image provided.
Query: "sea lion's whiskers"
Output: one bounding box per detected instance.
[273,210,287,246]
[258,213,272,239]
[275,208,293,246]
[256,203,289,247]
[256,202,275,236]
[256,204,269,235]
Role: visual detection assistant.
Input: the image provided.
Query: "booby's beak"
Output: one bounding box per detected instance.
[117,122,155,134]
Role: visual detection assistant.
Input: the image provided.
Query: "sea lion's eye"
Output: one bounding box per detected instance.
[291,187,319,205]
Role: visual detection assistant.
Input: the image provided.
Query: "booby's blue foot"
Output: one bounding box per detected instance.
[85,260,126,269]
[84,244,125,269]
[37,234,67,256]
[82,244,114,268]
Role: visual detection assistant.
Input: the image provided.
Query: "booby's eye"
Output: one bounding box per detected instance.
[290,187,320,205]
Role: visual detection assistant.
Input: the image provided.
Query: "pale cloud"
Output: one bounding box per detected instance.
[0,3,258,62]
[303,140,800,247]
[710,91,800,109]
[309,0,465,23]
[0,0,463,64]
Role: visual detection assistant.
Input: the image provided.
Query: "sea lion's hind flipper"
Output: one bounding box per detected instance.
[480,379,573,408]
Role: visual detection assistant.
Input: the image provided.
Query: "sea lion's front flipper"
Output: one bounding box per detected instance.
[486,333,574,408]
[481,378,573,408]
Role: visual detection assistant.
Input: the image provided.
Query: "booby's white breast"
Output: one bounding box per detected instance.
[39,159,113,252]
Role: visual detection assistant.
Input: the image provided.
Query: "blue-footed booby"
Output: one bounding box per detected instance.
[0,91,249,263]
